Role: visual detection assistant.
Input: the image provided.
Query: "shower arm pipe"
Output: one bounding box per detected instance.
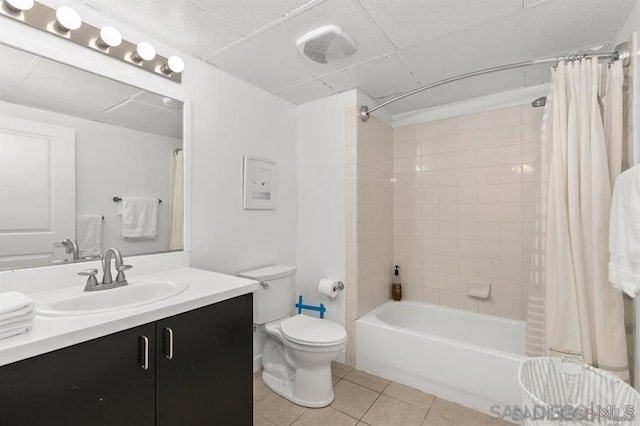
[359,42,631,121]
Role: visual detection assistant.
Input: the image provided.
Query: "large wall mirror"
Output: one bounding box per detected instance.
[0,43,184,270]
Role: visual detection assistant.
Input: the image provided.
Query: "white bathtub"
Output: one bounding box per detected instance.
[356,300,527,416]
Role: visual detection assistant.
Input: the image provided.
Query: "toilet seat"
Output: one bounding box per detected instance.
[280,314,347,347]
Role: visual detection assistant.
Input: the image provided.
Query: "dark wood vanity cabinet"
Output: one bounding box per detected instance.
[155,293,253,426]
[0,293,253,426]
[0,323,156,426]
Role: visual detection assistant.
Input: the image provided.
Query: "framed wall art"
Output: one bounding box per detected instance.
[243,155,276,209]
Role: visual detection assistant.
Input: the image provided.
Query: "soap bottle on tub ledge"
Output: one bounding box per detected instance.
[391,265,402,301]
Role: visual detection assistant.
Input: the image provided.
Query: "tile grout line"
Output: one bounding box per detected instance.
[380,391,435,411]
[340,375,391,394]
[418,402,431,425]
[422,397,438,424]
[344,409,364,424]
[288,407,306,425]
[359,389,384,422]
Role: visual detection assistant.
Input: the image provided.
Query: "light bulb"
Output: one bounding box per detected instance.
[5,0,34,12]
[98,26,122,48]
[161,56,184,74]
[55,6,81,32]
[132,42,156,62]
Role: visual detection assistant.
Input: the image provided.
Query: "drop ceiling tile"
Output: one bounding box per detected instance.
[522,0,636,59]
[69,0,636,111]
[134,91,184,112]
[156,122,184,140]
[374,89,438,115]
[358,0,521,50]
[128,92,183,136]
[400,13,523,86]
[524,64,551,87]
[523,0,548,7]
[319,54,420,99]
[95,99,179,136]
[207,40,313,92]
[0,46,35,98]
[0,69,27,99]
[275,79,337,104]
[72,0,245,58]
[0,44,36,67]
[430,68,524,105]
[4,69,136,119]
[197,0,320,35]
[250,0,395,77]
[34,58,140,98]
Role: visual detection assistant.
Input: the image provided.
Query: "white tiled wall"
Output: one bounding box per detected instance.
[393,104,543,321]
[345,107,394,365]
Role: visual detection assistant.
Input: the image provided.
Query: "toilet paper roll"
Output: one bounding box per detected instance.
[318,279,339,298]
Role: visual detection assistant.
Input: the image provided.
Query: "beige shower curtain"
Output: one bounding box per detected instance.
[527,58,628,381]
[169,149,184,250]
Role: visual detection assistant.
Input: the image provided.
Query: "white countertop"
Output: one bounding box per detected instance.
[0,267,258,367]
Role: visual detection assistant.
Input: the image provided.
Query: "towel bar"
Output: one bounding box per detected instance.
[113,196,162,203]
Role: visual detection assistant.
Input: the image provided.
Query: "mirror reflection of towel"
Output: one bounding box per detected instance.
[118,196,158,239]
[76,214,103,257]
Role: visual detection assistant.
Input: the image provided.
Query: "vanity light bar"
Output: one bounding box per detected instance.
[0,0,183,83]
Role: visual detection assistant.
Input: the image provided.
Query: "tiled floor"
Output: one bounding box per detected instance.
[253,362,512,425]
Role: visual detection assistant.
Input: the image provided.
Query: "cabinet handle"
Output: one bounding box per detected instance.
[163,327,174,360]
[139,335,149,370]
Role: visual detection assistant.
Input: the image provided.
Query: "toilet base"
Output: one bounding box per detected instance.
[262,370,334,408]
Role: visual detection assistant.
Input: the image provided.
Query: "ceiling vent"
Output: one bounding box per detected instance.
[296,25,357,64]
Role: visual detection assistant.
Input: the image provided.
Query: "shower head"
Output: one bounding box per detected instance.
[531,96,546,108]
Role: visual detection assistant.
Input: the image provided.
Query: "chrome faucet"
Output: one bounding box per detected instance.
[60,239,80,260]
[102,248,124,284]
[78,247,133,291]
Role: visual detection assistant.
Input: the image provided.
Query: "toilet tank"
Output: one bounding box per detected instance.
[238,265,297,325]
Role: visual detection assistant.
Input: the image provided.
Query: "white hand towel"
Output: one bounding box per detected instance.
[609,165,640,297]
[76,214,103,257]
[0,292,34,322]
[0,321,33,341]
[118,196,158,239]
[0,310,34,328]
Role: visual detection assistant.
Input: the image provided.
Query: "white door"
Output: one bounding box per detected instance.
[0,116,75,269]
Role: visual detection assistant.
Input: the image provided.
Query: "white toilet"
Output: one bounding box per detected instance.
[239,265,347,408]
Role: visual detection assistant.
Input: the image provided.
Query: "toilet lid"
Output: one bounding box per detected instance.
[280,314,347,346]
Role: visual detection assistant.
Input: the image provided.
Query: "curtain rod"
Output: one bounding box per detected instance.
[359,41,631,121]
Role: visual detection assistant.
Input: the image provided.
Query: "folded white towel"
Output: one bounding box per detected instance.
[609,165,640,297]
[0,310,34,328]
[0,320,33,341]
[118,196,158,239]
[0,292,34,322]
[76,214,103,257]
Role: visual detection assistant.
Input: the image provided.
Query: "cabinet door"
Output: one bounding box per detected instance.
[0,323,155,426]
[156,294,253,426]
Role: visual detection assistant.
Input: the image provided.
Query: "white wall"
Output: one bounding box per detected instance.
[614,0,640,389]
[0,101,180,257]
[0,0,298,276]
[296,90,357,328]
[187,66,298,275]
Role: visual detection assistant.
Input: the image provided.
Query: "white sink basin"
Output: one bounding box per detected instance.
[36,280,189,316]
